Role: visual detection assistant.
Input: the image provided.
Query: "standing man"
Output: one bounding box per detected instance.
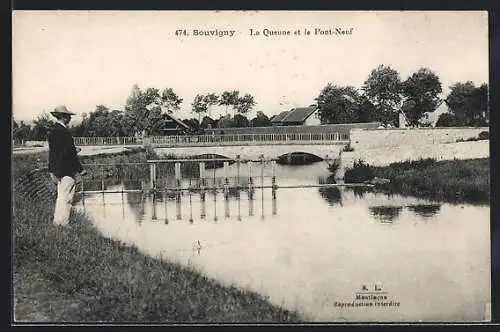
[48,105,87,226]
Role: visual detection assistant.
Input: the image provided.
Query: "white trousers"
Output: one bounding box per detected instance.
[53,176,76,226]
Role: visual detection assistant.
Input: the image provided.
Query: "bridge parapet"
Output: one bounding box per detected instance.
[73,132,349,147]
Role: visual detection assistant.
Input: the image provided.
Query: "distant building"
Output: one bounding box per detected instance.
[398,100,449,128]
[270,107,320,126]
[161,113,192,135]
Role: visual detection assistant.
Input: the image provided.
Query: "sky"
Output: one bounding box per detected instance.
[12,10,488,123]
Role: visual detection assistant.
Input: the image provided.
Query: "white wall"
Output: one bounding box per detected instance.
[304,110,321,126]
[350,127,488,150]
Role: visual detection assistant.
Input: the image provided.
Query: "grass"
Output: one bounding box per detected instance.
[342,157,490,204]
[12,149,301,323]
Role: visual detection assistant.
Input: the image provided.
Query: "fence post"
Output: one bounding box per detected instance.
[149,162,156,190]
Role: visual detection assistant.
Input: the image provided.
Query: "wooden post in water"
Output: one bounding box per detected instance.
[223,161,229,200]
[271,160,277,200]
[149,162,156,191]
[236,155,241,190]
[199,161,206,204]
[247,161,254,200]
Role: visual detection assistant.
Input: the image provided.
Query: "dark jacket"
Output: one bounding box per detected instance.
[48,123,83,178]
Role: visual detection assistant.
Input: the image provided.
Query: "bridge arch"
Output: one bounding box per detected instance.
[153,144,345,161]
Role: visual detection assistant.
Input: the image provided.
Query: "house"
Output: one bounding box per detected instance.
[161,113,192,135]
[398,100,449,128]
[270,107,320,126]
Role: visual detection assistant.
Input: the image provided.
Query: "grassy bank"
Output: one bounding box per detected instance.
[343,157,490,204]
[12,150,300,322]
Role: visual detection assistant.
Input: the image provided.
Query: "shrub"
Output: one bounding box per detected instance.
[327,158,341,175]
[342,142,354,152]
[344,159,374,183]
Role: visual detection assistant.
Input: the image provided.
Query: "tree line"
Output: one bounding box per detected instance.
[316,65,488,128]
[12,66,488,142]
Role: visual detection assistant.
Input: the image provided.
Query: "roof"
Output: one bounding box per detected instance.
[272,107,317,123]
[271,111,291,123]
[162,113,191,130]
[282,107,317,122]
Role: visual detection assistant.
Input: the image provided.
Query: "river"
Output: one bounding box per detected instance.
[75,161,490,322]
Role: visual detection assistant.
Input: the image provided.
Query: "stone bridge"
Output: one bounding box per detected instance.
[153,141,348,160]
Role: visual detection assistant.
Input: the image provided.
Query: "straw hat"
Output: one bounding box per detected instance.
[50,105,75,117]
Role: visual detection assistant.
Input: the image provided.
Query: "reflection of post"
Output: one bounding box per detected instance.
[189,193,193,224]
[176,195,182,220]
[223,161,229,200]
[175,162,181,220]
[164,179,168,224]
[213,191,218,222]
[175,162,181,189]
[199,162,206,219]
[272,190,277,216]
[237,194,241,221]
[225,195,230,218]
[151,193,157,221]
[249,193,254,216]
[200,194,206,220]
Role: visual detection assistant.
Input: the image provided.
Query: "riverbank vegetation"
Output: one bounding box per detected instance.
[13,150,300,322]
[343,157,489,204]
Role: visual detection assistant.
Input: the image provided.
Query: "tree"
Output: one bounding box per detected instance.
[219,90,239,116]
[355,96,378,123]
[203,93,219,118]
[123,85,181,136]
[217,114,234,128]
[191,94,208,123]
[235,93,256,115]
[446,81,488,126]
[29,113,55,141]
[200,116,216,130]
[233,114,250,127]
[362,65,402,126]
[250,111,272,127]
[400,68,443,127]
[182,118,200,133]
[315,84,360,124]
[13,120,31,143]
[160,88,183,114]
[435,112,459,127]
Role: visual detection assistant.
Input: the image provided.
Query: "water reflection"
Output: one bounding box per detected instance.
[77,162,490,322]
[350,186,373,199]
[97,185,278,224]
[368,206,403,223]
[407,204,441,219]
[317,175,343,206]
